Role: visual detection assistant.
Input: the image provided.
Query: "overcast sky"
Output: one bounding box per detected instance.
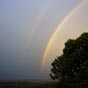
[0,0,88,80]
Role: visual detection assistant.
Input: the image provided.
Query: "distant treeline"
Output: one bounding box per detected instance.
[0,81,55,88]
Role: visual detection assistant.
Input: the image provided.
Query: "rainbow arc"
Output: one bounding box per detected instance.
[40,0,87,71]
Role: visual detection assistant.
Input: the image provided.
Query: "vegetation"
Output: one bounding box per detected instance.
[50,32,88,88]
[0,81,55,88]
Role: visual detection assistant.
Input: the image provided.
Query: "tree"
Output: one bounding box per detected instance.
[50,32,88,88]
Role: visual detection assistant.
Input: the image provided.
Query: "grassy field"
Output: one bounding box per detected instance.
[0,81,55,88]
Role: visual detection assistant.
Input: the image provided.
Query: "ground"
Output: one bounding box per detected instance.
[0,81,55,88]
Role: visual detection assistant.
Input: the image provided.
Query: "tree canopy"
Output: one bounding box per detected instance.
[50,32,88,88]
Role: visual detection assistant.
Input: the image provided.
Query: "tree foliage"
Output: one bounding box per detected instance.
[50,32,88,88]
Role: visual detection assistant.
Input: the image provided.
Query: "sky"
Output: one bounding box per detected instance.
[0,0,88,80]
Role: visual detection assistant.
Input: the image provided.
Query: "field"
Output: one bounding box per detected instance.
[0,81,55,88]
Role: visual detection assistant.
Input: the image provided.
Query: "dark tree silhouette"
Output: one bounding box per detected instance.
[50,32,88,88]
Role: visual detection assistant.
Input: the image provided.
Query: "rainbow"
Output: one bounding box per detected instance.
[30,0,55,40]
[40,0,87,71]
[24,0,55,56]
